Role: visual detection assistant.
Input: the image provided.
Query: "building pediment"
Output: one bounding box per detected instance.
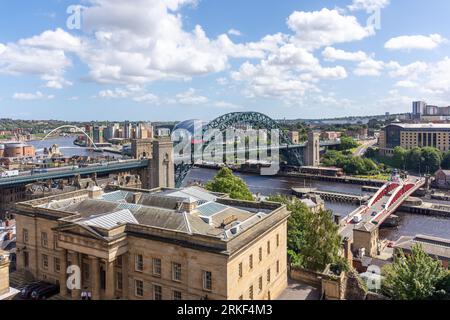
[54,223,106,242]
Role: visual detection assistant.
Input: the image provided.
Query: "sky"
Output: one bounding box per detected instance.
[0,0,450,122]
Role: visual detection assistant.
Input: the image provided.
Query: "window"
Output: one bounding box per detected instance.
[259,247,263,262]
[116,256,123,268]
[135,254,144,272]
[23,229,29,243]
[152,258,162,276]
[23,251,29,268]
[259,276,263,292]
[249,285,254,300]
[173,290,182,300]
[53,233,58,250]
[276,234,280,247]
[153,285,162,300]
[267,241,271,255]
[172,262,182,282]
[249,255,253,270]
[203,271,212,291]
[238,262,243,278]
[267,269,271,283]
[54,258,61,273]
[42,254,49,270]
[83,263,90,281]
[117,272,123,290]
[41,232,48,248]
[276,260,280,274]
[135,280,144,297]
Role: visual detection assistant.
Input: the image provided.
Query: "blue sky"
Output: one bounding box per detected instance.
[0,0,449,121]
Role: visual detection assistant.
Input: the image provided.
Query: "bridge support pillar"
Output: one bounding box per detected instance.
[353,224,379,258]
[304,131,320,167]
[133,138,175,189]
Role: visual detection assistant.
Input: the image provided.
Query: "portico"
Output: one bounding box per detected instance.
[55,222,129,300]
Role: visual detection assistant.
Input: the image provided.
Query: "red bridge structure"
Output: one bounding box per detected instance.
[340,172,425,257]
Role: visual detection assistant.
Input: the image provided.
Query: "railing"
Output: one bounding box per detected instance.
[0,159,149,186]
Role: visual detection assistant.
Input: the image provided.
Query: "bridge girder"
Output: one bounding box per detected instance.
[174,111,305,187]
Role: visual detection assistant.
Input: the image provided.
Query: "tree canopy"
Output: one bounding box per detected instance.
[323,150,380,175]
[205,167,254,201]
[339,136,360,151]
[382,245,449,300]
[267,195,342,271]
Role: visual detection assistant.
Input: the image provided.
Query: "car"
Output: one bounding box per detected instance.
[30,283,60,300]
[371,211,378,216]
[352,214,363,223]
[20,281,47,299]
[387,241,395,248]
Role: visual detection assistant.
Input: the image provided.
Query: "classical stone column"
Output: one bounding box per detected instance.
[122,254,129,299]
[105,260,115,300]
[71,252,81,300]
[90,256,101,300]
[59,249,68,297]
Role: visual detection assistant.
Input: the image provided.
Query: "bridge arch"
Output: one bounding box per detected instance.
[40,125,100,150]
[204,112,294,145]
[174,111,304,187]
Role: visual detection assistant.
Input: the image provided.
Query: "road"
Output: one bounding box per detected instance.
[353,138,378,157]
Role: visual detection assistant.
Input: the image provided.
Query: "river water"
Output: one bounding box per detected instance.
[28,137,450,241]
[28,136,123,159]
[184,167,450,241]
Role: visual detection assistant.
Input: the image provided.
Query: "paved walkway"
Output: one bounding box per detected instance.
[277,279,321,300]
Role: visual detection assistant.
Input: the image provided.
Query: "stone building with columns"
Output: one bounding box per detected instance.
[13,185,289,300]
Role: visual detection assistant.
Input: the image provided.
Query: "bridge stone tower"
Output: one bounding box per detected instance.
[304,131,320,167]
[132,138,175,189]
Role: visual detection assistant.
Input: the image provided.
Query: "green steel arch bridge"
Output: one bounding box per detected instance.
[173,111,341,187]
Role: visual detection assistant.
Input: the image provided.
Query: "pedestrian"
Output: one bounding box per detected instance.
[81,291,87,300]
[87,291,92,300]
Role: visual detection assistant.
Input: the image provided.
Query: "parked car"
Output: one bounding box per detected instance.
[30,283,60,300]
[20,281,47,299]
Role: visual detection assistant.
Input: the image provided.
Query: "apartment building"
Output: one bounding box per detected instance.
[13,185,289,300]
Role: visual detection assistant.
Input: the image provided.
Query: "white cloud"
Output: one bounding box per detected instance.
[228,29,242,36]
[348,0,390,11]
[385,34,447,50]
[18,28,81,52]
[395,80,418,88]
[13,91,54,100]
[421,57,450,99]
[322,47,368,62]
[287,8,374,50]
[354,58,385,76]
[213,101,242,109]
[387,61,428,78]
[176,88,208,105]
[133,93,159,104]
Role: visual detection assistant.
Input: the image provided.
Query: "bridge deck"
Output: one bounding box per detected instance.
[0,160,149,187]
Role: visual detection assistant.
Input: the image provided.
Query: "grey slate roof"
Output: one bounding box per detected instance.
[80,209,138,229]
[394,234,450,260]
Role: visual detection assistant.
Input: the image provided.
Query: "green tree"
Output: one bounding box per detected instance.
[392,147,408,169]
[205,167,254,201]
[339,136,359,151]
[267,195,341,271]
[406,147,423,172]
[442,152,450,170]
[420,147,442,174]
[382,245,448,300]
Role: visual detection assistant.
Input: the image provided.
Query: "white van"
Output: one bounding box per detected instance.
[353,214,363,223]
